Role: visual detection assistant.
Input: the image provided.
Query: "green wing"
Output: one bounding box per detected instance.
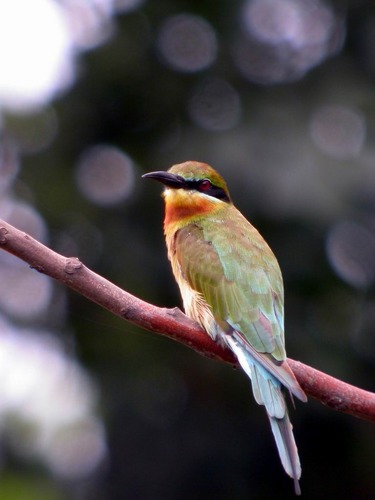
[174,210,286,361]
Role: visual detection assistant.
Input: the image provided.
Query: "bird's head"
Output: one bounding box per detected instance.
[142,161,231,204]
[143,161,232,225]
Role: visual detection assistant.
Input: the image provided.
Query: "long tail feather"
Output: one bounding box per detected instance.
[269,414,301,495]
[225,333,303,495]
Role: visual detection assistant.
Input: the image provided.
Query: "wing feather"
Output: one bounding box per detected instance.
[174,215,286,361]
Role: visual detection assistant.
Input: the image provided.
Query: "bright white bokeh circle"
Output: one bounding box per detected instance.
[0,0,73,111]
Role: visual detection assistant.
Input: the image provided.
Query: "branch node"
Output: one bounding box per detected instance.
[65,257,83,275]
[121,306,138,321]
[166,306,185,319]
[0,227,8,244]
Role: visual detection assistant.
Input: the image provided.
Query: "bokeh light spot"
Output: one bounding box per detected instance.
[188,78,241,131]
[235,0,344,84]
[0,317,106,479]
[0,201,51,319]
[244,0,300,44]
[0,0,74,111]
[244,0,335,47]
[63,0,116,50]
[0,200,48,243]
[326,221,375,289]
[76,145,135,206]
[157,14,217,73]
[310,105,366,159]
[46,418,107,479]
[0,268,52,320]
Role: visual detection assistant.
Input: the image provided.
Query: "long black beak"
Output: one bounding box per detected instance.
[142,171,186,188]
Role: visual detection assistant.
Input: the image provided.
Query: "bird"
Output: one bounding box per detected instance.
[143,161,307,495]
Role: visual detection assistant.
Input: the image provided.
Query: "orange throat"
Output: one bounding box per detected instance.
[163,188,222,228]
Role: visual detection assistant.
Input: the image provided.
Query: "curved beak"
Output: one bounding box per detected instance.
[142,171,185,189]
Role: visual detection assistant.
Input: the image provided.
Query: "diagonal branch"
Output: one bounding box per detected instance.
[0,218,374,423]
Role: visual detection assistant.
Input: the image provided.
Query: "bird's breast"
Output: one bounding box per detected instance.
[165,227,219,341]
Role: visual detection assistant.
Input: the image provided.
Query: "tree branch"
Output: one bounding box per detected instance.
[0,218,374,423]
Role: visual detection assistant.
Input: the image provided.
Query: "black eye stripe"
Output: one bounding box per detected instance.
[183,179,230,202]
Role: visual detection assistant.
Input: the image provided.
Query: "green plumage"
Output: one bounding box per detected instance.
[174,210,286,360]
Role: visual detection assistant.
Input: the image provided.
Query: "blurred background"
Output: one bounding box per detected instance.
[0,0,374,498]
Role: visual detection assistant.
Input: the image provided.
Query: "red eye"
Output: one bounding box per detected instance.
[199,179,211,191]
